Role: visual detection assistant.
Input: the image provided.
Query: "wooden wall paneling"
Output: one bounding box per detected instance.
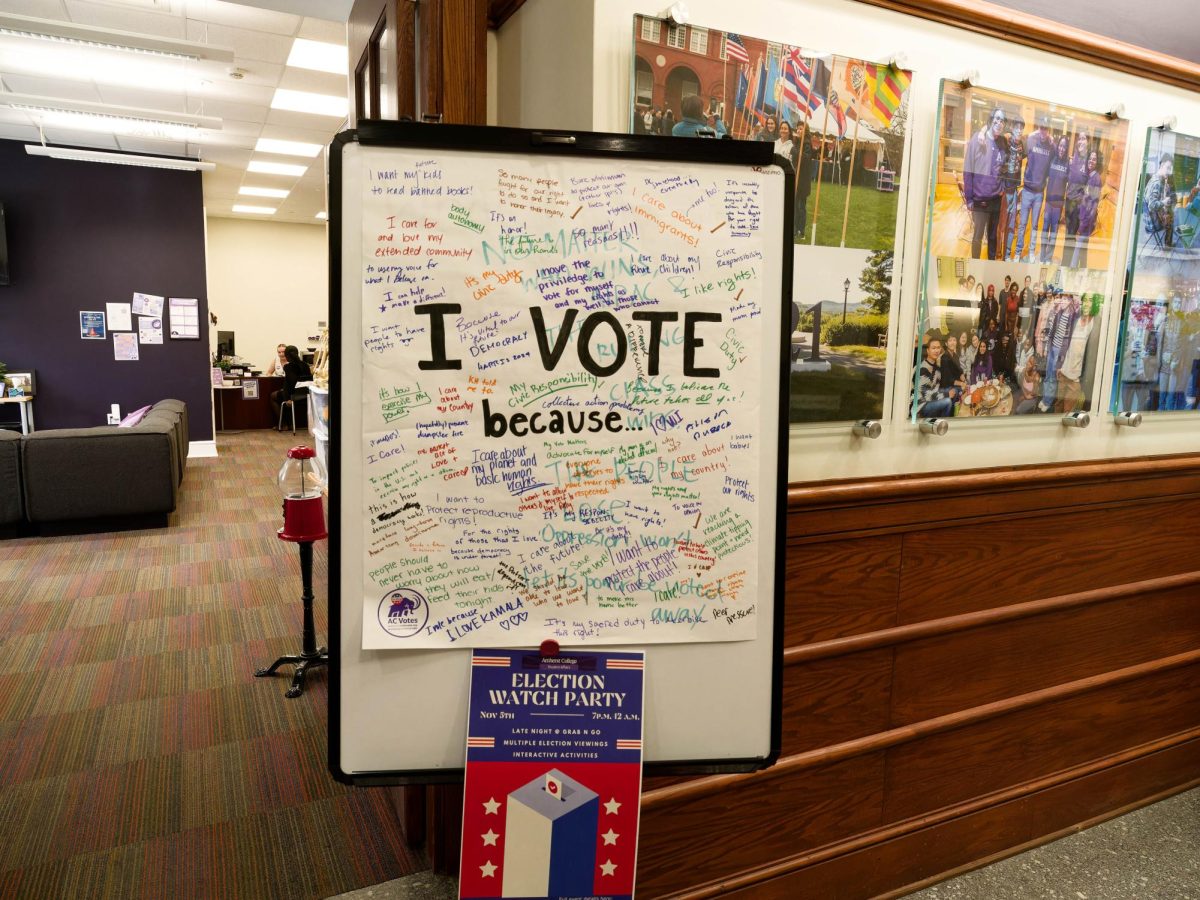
[891,583,1200,723]
[706,738,1200,900]
[395,0,417,121]
[883,661,1200,820]
[780,650,894,755]
[783,534,900,644]
[418,0,442,118]
[787,456,1200,540]
[635,754,886,897]
[897,496,1200,623]
[437,0,487,124]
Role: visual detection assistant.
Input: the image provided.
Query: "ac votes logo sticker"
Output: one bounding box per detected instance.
[377,588,429,638]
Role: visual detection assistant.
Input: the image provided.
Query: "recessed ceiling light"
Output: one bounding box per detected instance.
[286,38,347,75]
[232,204,277,215]
[315,211,328,220]
[0,12,234,62]
[4,92,220,140]
[25,144,214,171]
[239,186,289,198]
[254,137,323,158]
[270,88,347,118]
[247,159,308,176]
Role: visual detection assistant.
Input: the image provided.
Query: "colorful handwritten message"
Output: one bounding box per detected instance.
[358,147,781,648]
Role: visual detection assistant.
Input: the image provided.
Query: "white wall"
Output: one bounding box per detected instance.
[521,0,1200,481]
[494,0,594,130]
[205,217,328,372]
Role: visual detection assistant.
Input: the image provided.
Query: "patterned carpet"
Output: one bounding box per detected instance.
[0,429,424,899]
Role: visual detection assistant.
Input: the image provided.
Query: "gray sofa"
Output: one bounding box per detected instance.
[0,430,21,530]
[3,400,188,533]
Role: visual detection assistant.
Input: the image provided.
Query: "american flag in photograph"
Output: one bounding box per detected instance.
[472,654,511,667]
[615,740,642,751]
[605,658,643,670]
[467,736,496,748]
[724,33,750,64]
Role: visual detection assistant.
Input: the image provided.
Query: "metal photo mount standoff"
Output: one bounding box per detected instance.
[852,419,882,439]
[1061,411,1090,428]
[1115,411,1143,427]
[919,418,949,436]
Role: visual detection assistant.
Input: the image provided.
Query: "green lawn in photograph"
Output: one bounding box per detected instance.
[798,181,899,251]
[831,344,888,363]
[789,365,885,424]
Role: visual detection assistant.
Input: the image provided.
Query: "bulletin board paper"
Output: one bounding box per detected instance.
[355,144,781,650]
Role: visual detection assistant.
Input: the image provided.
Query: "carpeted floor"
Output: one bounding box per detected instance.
[0,429,424,900]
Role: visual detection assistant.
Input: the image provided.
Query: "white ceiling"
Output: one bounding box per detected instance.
[0,0,354,224]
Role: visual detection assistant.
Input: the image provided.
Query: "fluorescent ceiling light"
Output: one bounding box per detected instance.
[287,39,346,75]
[239,186,289,198]
[232,204,277,215]
[25,144,214,171]
[0,13,234,62]
[4,92,221,140]
[247,160,308,177]
[255,137,323,158]
[315,211,328,220]
[270,88,347,118]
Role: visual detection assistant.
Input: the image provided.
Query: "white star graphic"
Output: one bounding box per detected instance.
[480,860,497,878]
[603,797,621,815]
[599,859,618,877]
[601,828,619,845]
[483,797,501,815]
[482,829,499,846]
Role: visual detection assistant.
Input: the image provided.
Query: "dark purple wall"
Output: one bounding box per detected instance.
[0,139,212,441]
[988,0,1200,66]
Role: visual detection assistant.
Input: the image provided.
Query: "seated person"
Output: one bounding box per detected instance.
[270,345,312,428]
[264,343,287,377]
[915,331,959,418]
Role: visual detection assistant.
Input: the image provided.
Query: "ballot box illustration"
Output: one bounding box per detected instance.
[501,769,599,897]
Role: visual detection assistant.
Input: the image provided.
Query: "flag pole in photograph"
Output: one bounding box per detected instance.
[840,111,862,247]
[811,94,832,244]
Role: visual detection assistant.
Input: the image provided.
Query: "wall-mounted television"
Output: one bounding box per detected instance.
[0,204,9,286]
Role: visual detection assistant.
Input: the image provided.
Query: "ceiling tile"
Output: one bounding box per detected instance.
[188,95,266,123]
[296,16,344,43]
[41,126,119,148]
[263,106,342,131]
[0,74,103,100]
[0,122,43,141]
[184,20,292,64]
[116,134,188,155]
[94,84,188,111]
[63,0,187,39]
[186,0,300,36]
[276,67,344,95]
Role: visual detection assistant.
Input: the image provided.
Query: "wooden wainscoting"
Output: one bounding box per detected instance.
[398,454,1200,896]
[635,454,1200,898]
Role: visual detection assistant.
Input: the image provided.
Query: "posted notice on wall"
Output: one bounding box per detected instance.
[356,145,783,650]
[459,648,643,900]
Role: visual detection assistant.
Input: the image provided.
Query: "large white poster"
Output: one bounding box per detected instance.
[355,146,784,649]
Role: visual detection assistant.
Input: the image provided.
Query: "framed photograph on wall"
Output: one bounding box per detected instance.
[5,371,34,397]
[913,80,1128,422]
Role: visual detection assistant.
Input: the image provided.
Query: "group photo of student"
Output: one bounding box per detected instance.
[928,81,1129,272]
[915,263,1104,418]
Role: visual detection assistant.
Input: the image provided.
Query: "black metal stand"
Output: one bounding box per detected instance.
[255,540,328,698]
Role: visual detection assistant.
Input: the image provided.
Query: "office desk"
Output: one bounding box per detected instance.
[0,396,35,434]
[215,377,285,430]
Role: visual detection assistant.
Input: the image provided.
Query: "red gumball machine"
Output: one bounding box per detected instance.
[255,446,329,697]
